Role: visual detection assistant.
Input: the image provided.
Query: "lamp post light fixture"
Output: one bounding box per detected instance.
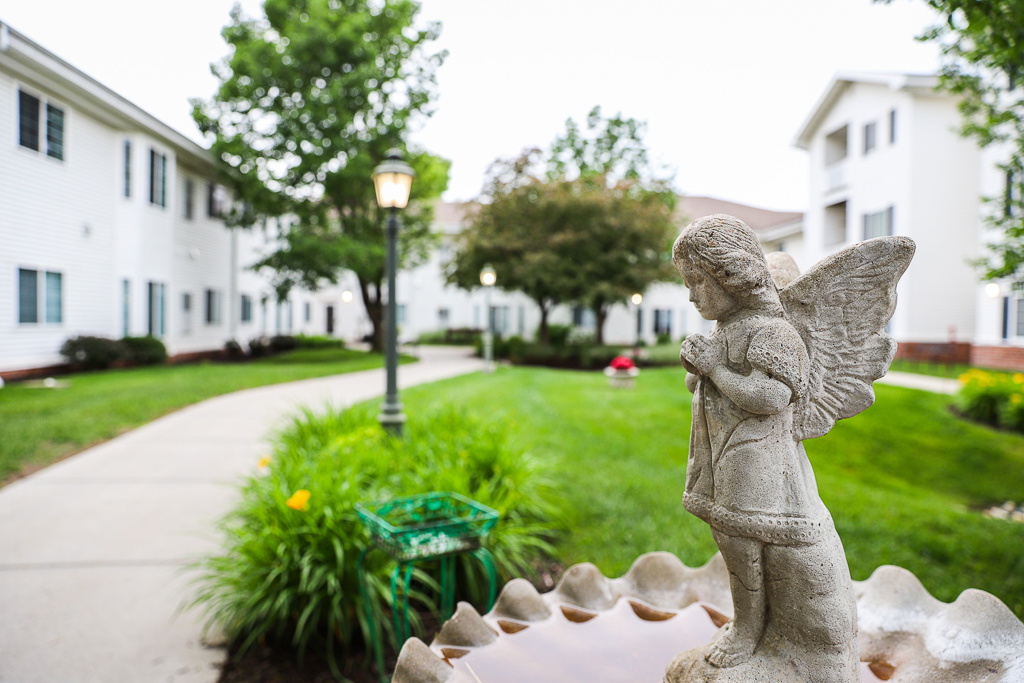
[480,265,497,372]
[372,148,415,437]
[631,292,643,351]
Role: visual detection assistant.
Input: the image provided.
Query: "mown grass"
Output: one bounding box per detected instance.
[0,348,406,483]
[394,366,1024,619]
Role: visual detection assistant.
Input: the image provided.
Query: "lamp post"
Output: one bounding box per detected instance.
[480,265,497,372]
[372,148,415,437]
[631,292,643,354]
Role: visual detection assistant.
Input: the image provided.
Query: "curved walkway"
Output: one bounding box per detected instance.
[0,346,483,683]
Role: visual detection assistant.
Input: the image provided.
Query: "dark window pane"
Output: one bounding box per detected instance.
[160,154,167,207]
[46,104,64,160]
[889,109,897,144]
[19,268,38,323]
[124,141,131,197]
[19,91,39,151]
[184,178,193,219]
[150,150,157,204]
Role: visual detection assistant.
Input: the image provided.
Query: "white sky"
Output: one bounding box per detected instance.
[0,0,942,210]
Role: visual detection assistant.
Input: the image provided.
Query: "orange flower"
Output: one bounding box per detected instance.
[287,489,311,511]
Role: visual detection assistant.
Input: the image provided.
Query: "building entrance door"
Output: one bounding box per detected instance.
[326,305,335,335]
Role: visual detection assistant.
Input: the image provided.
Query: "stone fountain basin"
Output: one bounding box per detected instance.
[392,552,1024,683]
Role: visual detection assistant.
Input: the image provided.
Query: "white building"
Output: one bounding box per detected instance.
[794,71,1024,369]
[394,198,803,347]
[0,23,329,377]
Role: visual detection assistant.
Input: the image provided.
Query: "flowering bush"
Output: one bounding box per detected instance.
[958,369,1024,431]
[609,355,637,371]
[190,404,561,675]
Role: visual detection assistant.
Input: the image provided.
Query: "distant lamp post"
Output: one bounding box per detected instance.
[985,283,1002,298]
[372,148,415,437]
[480,265,497,372]
[341,290,354,303]
[631,293,644,352]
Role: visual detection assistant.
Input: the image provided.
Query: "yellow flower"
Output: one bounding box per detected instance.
[1012,394,1022,405]
[1014,373,1024,384]
[258,456,271,469]
[959,373,971,384]
[287,489,311,511]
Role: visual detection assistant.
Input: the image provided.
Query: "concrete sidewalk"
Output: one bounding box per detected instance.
[877,370,960,395]
[0,346,483,683]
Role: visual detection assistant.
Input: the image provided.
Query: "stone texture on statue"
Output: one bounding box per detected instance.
[669,214,915,682]
[389,552,1024,683]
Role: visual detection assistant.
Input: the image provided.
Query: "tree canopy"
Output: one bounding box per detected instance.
[192,0,449,349]
[878,0,1024,285]
[448,108,678,345]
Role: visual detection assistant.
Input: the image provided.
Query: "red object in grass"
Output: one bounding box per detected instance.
[610,356,636,371]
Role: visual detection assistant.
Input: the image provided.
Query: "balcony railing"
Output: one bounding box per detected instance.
[825,162,845,193]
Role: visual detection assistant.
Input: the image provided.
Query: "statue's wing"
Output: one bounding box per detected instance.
[781,236,915,441]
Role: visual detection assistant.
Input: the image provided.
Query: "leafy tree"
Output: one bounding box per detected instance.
[192,0,449,350]
[877,0,1024,284]
[448,108,677,345]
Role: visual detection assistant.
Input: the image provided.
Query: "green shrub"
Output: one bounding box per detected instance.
[958,369,1017,426]
[295,334,346,349]
[656,332,672,345]
[121,336,168,365]
[59,336,127,370]
[248,337,271,357]
[999,392,1024,432]
[546,324,573,348]
[270,335,300,353]
[223,339,246,360]
[190,404,561,675]
[416,329,449,344]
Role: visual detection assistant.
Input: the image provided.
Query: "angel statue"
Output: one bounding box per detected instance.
[664,215,914,683]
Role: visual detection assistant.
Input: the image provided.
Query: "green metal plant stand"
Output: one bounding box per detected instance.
[356,492,500,682]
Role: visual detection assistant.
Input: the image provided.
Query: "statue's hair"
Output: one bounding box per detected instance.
[673,214,782,313]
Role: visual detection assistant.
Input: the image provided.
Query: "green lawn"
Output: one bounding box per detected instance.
[0,348,403,484]
[395,366,1024,618]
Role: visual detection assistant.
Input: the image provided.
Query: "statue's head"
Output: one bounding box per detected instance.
[673,214,781,317]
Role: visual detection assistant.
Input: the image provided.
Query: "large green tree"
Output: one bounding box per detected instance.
[878,0,1024,284]
[447,108,677,345]
[193,0,449,350]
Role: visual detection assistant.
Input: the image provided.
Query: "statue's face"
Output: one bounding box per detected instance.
[679,260,739,321]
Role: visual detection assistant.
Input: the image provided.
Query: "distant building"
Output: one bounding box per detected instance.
[794,71,1023,369]
[0,23,327,377]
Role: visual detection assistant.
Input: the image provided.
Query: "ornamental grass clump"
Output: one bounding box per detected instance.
[190,404,560,677]
[957,369,1024,431]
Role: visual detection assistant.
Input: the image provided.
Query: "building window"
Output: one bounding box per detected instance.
[824,125,848,165]
[1018,299,1024,337]
[240,294,253,323]
[518,305,525,336]
[863,206,894,239]
[207,182,225,218]
[438,307,450,328]
[397,304,407,325]
[205,289,222,325]
[889,109,897,144]
[148,282,166,337]
[863,122,877,155]
[1005,169,1018,219]
[181,292,193,335]
[46,104,64,160]
[18,90,40,151]
[492,305,510,334]
[304,301,311,322]
[654,308,673,337]
[19,90,65,160]
[149,149,167,207]
[17,268,62,324]
[184,178,194,219]
[124,141,132,198]
[122,279,131,336]
[824,201,848,245]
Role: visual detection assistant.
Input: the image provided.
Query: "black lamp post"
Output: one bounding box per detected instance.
[480,265,496,372]
[372,148,415,437]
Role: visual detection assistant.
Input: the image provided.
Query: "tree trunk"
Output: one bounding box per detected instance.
[359,278,385,352]
[593,301,608,346]
[537,302,551,345]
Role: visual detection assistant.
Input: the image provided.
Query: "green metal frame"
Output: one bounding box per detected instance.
[356,492,500,682]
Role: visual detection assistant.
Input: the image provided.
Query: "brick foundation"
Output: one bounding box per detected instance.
[894,342,971,365]
[969,345,1024,372]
